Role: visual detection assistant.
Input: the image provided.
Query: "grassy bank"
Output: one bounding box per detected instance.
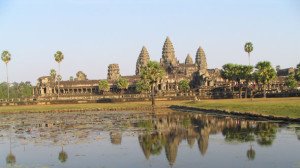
[0,101,181,113]
[182,97,300,119]
[1,98,299,119]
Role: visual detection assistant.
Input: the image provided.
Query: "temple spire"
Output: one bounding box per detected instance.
[185,54,193,64]
[160,36,178,73]
[195,47,208,74]
[136,46,150,75]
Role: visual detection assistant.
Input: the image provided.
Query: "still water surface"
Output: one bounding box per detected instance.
[0,110,299,168]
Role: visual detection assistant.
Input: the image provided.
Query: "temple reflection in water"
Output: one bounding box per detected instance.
[0,111,298,167]
[137,113,278,166]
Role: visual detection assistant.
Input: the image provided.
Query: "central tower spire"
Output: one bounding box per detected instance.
[195,47,208,74]
[160,36,178,73]
[136,46,150,75]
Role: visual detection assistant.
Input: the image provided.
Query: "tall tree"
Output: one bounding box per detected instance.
[240,65,254,98]
[140,61,165,107]
[285,72,298,90]
[99,80,110,94]
[54,51,64,98]
[255,61,276,98]
[1,50,11,100]
[178,80,190,93]
[244,42,253,65]
[295,63,300,81]
[116,78,129,94]
[50,69,57,80]
[135,80,150,93]
[221,63,239,95]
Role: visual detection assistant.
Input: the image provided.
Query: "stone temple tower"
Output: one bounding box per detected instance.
[107,64,120,80]
[195,47,208,74]
[136,46,150,75]
[185,54,193,65]
[160,37,178,73]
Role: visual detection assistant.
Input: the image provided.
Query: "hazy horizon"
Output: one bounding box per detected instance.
[0,0,299,84]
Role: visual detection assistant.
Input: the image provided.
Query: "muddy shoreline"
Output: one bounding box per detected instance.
[169,105,300,123]
[0,106,164,114]
[1,104,300,123]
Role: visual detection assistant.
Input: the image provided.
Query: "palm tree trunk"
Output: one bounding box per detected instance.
[245,81,248,99]
[6,63,9,101]
[58,63,60,99]
[238,82,242,99]
[151,84,155,107]
[248,53,250,66]
[263,84,267,98]
[245,86,248,99]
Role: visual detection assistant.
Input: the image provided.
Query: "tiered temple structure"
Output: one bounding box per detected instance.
[136,46,150,75]
[107,64,121,81]
[33,37,296,100]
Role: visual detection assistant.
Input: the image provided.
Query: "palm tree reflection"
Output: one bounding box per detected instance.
[295,127,300,140]
[246,145,256,160]
[255,123,276,146]
[58,146,68,163]
[138,132,164,160]
[6,138,16,166]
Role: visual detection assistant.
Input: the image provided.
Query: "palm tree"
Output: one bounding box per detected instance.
[116,78,129,94]
[50,69,57,80]
[1,50,12,100]
[285,72,298,90]
[244,42,253,65]
[54,51,64,98]
[240,65,254,98]
[255,61,276,98]
[140,61,165,107]
[50,69,57,94]
[221,63,236,91]
[295,63,300,81]
[98,80,110,94]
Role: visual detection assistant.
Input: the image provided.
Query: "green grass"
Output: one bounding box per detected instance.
[1,98,299,119]
[183,97,300,119]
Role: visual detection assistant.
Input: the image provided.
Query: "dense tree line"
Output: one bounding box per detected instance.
[0,82,33,100]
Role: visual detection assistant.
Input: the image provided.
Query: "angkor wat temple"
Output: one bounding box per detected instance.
[33,37,295,101]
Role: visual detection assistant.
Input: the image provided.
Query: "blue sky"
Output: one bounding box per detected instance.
[0,0,299,83]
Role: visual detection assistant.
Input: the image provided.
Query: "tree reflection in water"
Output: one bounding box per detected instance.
[6,153,16,166]
[58,146,68,163]
[110,131,122,145]
[137,113,279,166]
[295,127,300,140]
[247,145,256,160]
[0,111,288,167]
[255,123,277,146]
[6,138,16,166]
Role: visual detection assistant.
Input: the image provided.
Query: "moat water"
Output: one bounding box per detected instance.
[0,110,299,168]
